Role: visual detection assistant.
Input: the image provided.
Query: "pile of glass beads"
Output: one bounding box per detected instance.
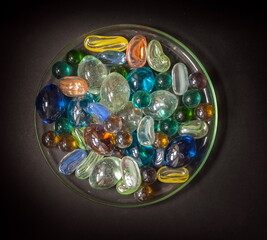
[35,33,214,202]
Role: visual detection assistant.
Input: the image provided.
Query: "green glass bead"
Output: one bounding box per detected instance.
[132,90,151,108]
[182,89,201,108]
[54,117,73,135]
[154,72,172,90]
[154,120,161,132]
[110,64,129,78]
[173,106,193,123]
[159,118,179,136]
[66,49,84,67]
[71,127,88,150]
[52,61,73,79]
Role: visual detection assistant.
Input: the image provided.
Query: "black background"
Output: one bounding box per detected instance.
[2,1,267,239]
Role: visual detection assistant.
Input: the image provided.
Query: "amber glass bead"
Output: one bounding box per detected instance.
[194,103,214,121]
[153,132,169,149]
[42,131,61,148]
[134,183,153,202]
[58,135,78,152]
[115,131,133,149]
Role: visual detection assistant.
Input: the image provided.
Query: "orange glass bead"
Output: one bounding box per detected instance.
[58,134,78,152]
[42,131,61,148]
[194,103,214,121]
[153,131,169,149]
[58,76,88,97]
[126,35,147,68]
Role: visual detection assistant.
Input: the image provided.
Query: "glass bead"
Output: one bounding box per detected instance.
[154,121,161,132]
[58,134,78,152]
[194,103,214,121]
[66,49,84,67]
[178,120,209,139]
[182,89,201,108]
[132,90,151,108]
[54,117,73,135]
[41,131,61,148]
[159,118,179,136]
[173,106,193,123]
[97,50,126,66]
[137,116,155,146]
[52,61,73,79]
[157,166,189,183]
[153,131,169,149]
[188,72,208,90]
[84,102,111,123]
[115,131,133,149]
[110,65,129,78]
[172,62,189,96]
[141,167,157,185]
[153,148,165,168]
[134,183,153,202]
[154,72,172,90]
[58,76,88,97]
[103,115,122,133]
[71,127,88,150]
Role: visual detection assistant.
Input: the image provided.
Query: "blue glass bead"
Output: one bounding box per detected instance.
[35,84,67,124]
[59,149,88,175]
[164,135,197,168]
[52,61,74,79]
[84,102,111,123]
[126,67,155,93]
[97,50,126,66]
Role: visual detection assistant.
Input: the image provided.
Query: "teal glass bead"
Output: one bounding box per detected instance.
[132,90,151,108]
[159,118,179,136]
[66,49,84,67]
[52,61,73,79]
[182,89,201,108]
[173,106,193,123]
[154,121,161,132]
[110,65,129,78]
[54,117,73,135]
[154,72,172,90]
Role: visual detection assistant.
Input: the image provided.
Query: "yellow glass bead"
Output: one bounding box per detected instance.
[84,35,128,52]
[157,166,189,183]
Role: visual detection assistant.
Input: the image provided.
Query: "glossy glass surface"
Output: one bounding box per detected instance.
[34,24,218,207]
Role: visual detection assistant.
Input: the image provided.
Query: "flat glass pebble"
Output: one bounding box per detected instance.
[110,65,129,78]
[143,90,178,120]
[35,84,67,124]
[147,40,170,72]
[42,131,61,148]
[71,127,88,150]
[58,134,78,152]
[84,102,111,123]
[178,120,209,139]
[126,67,155,93]
[188,71,208,90]
[132,90,151,108]
[89,157,122,190]
[84,35,128,52]
[58,76,88,97]
[153,148,165,168]
[97,50,126,66]
[75,151,104,179]
[157,166,189,183]
[154,72,172,90]
[194,103,214,121]
[153,131,169,149]
[52,61,73,79]
[159,118,179,136]
[141,167,157,185]
[134,183,153,202]
[100,72,130,113]
[59,149,88,175]
[54,117,73,135]
[66,49,84,67]
[116,102,143,133]
[137,116,155,146]
[115,131,133,149]
[103,115,122,133]
[172,62,189,96]
[126,35,147,68]
[182,89,201,108]
[173,106,193,123]
[77,55,107,94]
[164,135,196,168]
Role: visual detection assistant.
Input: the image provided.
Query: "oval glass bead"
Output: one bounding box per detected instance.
[126,35,147,68]
[58,76,88,97]
[178,120,209,139]
[153,148,165,168]
[88,157,122,190]
[71,127,88,150]
[188,71,208,90]
[137,116,155,146]
[84,35,128,52]
[172,62,189,96]
[194,103,214,121]
[58,149,88,175]
[35,84,67,124]
[97,50,126,66]
[77,55,107,94]
[157,166,189,183]
[147,40,170,72]
[143,90,178,120]
[100,72,130,113]
[84,102,111,123]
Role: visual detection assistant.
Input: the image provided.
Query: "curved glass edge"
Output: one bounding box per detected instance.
[34,24,218,208]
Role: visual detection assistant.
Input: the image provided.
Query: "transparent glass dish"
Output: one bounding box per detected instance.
[34,24,218,207]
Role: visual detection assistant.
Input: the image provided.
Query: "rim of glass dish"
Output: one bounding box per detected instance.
[34,24,218,208]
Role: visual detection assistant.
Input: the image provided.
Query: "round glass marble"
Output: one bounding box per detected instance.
[34,24,218,208]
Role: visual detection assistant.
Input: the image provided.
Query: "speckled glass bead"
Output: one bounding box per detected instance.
[188,72,208,90]
[194,103,214,121]
[173,106,193,123]
[97,50,126,66]
[134,183,153,202]
[154,72,172,90]
[58,76,88,97]
[66,49,84,67]
[137,116,155,146]
[115,131,133,149]
[141,167,157,185]
[71,127,88,150]
[178,120,209,139]
[159,118,179,136]
[132,90,151,108]
[153,131,169,149]
[41,131,61,148]
[52,61,73,79]
[110,65,129,78]
[84,102,111,123]
[157,166,189,183]
[58,134,78,152]
[182,89,201,108]
[103,115,122,133]
[54,117,73,135]
[172,62,189,96]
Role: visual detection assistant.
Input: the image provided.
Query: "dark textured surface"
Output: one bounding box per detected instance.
[2,2,267,239]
